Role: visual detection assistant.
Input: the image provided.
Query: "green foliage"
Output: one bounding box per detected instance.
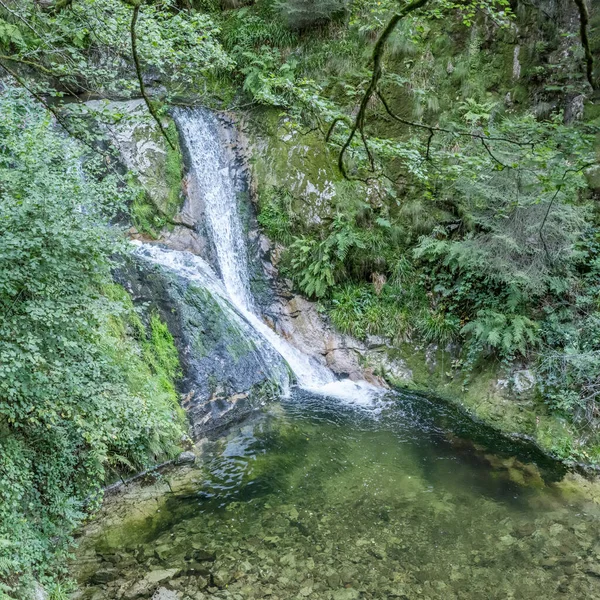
[417,311,461,345]
[287,214,366,297]
[257,187,295,244]
[222,0,600,451]
[10,0,231,97]
[131,189,162,237]
[0,89,185,596]
[130,120,184,238]
[288,236,337,297]
[329,284,413,340]
[462,310,540,359]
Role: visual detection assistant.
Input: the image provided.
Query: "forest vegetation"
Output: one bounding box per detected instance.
[0,0,598,596]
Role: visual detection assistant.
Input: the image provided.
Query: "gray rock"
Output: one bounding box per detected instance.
[585,564,600,578]
[122,578,155,599]
[176,451,196,465]
[185,563,211,577]
[188,547,216,562]
[85,100,175,218]
[512,369,535,393]
[332,589,360,600]
[147,568,181,584]
[154,545,172,562]
[212,570,232,587]
[152,587,180,600]
[118,258,288,437]
[31,583,48,600]
[90,567,120,584]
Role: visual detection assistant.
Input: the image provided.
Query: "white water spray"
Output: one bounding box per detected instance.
[135,109,382,405]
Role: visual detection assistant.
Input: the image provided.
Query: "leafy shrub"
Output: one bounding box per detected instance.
[0,89,185,596]
[288,236,337,297]
[257,188,295,244]
[417,311,461,345]
[329,284,411,340]
[287,214,365,297]
[462,310,541,360]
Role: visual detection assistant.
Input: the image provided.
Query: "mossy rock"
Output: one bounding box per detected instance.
[245,108,365,228]
[87,99,184,237]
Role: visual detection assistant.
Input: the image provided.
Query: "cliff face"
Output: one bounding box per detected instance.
[87,0,598,465]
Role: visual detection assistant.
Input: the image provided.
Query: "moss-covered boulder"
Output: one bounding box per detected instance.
[85,99,184,237]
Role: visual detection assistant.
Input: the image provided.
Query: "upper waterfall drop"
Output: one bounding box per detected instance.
[136,108,384,405]
[173,108,337,389]
[174,108,254,313]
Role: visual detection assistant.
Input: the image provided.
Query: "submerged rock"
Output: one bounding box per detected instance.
[147,569,180,584]
[152,588,180,600]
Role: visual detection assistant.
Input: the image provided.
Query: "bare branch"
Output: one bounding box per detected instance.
[129,3,176,150]
[377,91,534,147]
[337,0,430,179]
[573,0,596,90]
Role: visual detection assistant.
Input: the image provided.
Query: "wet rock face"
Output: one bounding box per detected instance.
[115,106,385,395]
[117,259,280,437]
[265,293,386,385]
[87,99,175,216]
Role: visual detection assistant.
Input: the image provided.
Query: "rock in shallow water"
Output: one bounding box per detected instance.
[147,569,181,584]
[151,588,179,600]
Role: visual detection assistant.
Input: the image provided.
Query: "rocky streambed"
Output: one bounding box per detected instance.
[71,390,600,600]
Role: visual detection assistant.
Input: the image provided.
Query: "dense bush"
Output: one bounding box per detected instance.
[257,105,598,439]
[0,90,185,597]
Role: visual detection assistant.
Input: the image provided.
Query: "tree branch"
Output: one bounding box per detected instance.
[0,60,129,185]
[377,90,533,147]
[336,0,430,179]
[0,54,59,76]
[573,0,596,90]
[129,3,175,150]
[538,162,596,263]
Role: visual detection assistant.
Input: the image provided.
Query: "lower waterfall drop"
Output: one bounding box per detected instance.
[135,108,382,405]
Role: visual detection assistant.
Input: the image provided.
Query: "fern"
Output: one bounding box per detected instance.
[462,310,540,359]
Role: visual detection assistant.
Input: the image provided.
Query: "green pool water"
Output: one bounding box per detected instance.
[73,390,600,599]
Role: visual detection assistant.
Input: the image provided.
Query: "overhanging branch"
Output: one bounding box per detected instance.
[334,0,430,179]
[0,60,129,185]
[129,2,175,150]
[573,0,596,90]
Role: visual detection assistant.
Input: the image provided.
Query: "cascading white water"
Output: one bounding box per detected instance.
[175,108,254,313]
[132,241,292,397]
[135,108,383,405]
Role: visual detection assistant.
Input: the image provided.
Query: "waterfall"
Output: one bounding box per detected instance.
[175,109,254,313]
[134,108,382,405]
